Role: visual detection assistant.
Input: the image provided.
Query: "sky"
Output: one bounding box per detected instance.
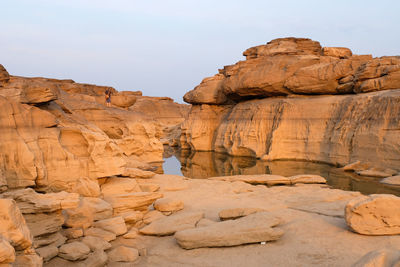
[2,0,400,103]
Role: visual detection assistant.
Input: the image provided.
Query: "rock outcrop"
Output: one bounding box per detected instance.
[181,37,400,171]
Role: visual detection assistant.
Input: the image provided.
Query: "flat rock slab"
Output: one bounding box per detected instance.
[356,169,397,178]
[154,198,184,212]
[93,216,127,236]
[380,175,400,186]
[174,212,284,249]
[210,175,290,186]
[121,167,156,179]
[104,192,163,214]
[140,211,204,236]
[84,227,116,242]
[58,241,90,261]
[108,246,139,262]
[36,245,58,262]
[288,174,326,184]
[345,194,400,235]
[219,208,264,220]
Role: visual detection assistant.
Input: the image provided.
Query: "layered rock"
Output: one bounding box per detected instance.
[0,64,188,192]
[181,37,400,170]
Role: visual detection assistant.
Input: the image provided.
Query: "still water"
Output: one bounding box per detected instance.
[162,146,400,196]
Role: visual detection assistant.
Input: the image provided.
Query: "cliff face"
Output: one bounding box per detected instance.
[0,67,187,192]
[181,38,400,170]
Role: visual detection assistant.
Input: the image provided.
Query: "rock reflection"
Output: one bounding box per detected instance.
[163,147,400,196]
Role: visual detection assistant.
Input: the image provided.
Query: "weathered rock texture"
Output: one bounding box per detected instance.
[0,65,187,192]
[345,194,400,235]
[181,37,400,170]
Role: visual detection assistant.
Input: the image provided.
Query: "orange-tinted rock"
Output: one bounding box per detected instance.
[322,47,352,58]
[243,37,322,59]
[0,64,10,86]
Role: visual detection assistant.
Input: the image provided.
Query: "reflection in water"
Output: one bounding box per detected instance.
[162,146,400,196]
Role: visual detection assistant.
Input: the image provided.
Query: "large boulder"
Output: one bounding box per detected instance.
[175,212,284,249]
[345,194,400,235]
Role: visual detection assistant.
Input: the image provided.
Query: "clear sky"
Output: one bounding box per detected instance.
[2,0,399,103]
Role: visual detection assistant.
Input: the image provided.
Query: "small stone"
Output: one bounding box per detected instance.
[84,227,116,242]
[107,246,139,262]
[58,241,90,261]
[154,198,184,212]
[81,236,111,251]
[36,245,58,262]
[123,228,139,239]
[62,228,83,239]
[93,216,127,236]
[140,211,204,236]
[119,211,144,223]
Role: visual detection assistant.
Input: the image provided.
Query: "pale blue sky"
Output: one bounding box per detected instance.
[2,0,399,102]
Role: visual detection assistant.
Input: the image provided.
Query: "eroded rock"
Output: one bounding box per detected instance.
[154,198,184,213]
[175,212,283,249]
[58,242,90,261]
[140,211,204,236]
[0,199,32,250]
[345,194,400,235]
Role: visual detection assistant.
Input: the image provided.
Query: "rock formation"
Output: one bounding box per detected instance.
[0,64,188,266]
[181,37,400,171]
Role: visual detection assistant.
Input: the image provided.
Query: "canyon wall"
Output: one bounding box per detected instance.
[0,67,188,192]
[181,38,400,170]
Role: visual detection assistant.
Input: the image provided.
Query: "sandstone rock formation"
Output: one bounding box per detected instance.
[0,64,189,266]
[181,37,400,172]
[0,65,187,193]
[345,194,400,235]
